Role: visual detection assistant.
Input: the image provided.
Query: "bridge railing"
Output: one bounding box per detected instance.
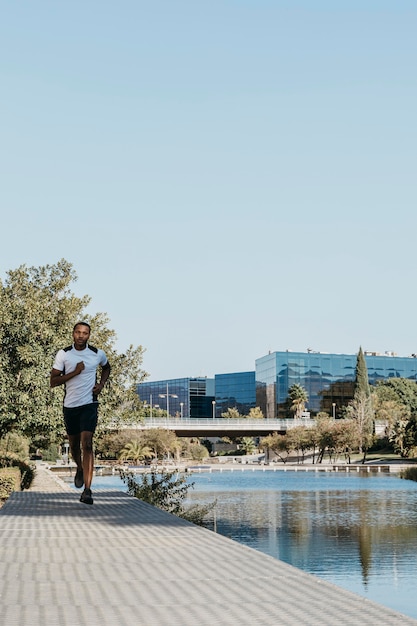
[132,418,316,430]
[110,417,387,434]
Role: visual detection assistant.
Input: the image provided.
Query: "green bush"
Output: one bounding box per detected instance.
[38,444,60,463]
[120,469,190,515]
[0,453,35,490]
[120,469,215,525]
[0,468,20,500]
[218,449,245,456]
[189,443,209,462]
[0,432,30,459]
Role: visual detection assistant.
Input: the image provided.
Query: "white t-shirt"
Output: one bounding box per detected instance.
[53,344,108,408]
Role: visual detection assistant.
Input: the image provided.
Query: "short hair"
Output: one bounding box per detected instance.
[73,321,91,333]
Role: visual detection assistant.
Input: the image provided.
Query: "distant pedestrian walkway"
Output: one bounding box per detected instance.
[0,465,416,626]
[29,461,72,492]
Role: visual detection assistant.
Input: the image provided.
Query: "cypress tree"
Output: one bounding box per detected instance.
[351,346,374,460]
[355,346,370,399]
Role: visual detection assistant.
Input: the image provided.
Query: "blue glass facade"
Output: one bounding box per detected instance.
[137,378,215,418]
[214,371,256,417]
[255,351,417,419]
[137,351,417,421]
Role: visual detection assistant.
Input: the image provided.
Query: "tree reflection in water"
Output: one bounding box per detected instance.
[186,470,417,619]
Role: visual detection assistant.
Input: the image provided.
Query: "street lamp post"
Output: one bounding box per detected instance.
[332,403,336,419]
[212,400,216,419]
[159,383,178,418]
[180,402,184,419]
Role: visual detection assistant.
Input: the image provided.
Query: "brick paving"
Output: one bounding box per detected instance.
[0,463,416,626]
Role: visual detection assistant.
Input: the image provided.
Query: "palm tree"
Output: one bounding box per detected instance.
[221,407,242,419]
[118,440,153,464]
[288,383,309,419]
[240,437,256,454]
[247,407,264,419]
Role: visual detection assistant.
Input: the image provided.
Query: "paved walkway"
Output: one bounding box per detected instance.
[0,465,416,626]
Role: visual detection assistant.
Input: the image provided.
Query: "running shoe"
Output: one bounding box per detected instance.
[74,467,84,489]
[80,488,93,505]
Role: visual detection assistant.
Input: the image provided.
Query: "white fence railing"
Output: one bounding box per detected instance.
[111,417,388,435]
[129,418,316,431]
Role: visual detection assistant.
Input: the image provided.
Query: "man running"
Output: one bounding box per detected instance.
[50,322,111,505]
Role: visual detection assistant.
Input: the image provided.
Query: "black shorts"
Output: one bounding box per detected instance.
[63,403,98,436]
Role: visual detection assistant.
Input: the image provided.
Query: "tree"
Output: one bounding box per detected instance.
[141,428,180,462]
[96,429,142,459]
[315,415,335,463]
[303,423,321,463]
[288,384,309,419]
[373,396,409,442]
[404,415,417,457]
[118,440,153,464]
[240,437,256,454]
[260,432,291,463]
[391,417,411,457]
[286,426,311,463]
[188,443,209,462]
[221,407,242,419]
[247,407,264,419]
[0,432,30,460]
[119,468,215,525]
[372,378,417,456]
[347,347,374,462]
[355,346,371,399]
[347,393,374,460]
[330,419,359,464]
[179,437,210,461]
[0,260,147,449]
[374,378,417,413]
[120,468,191,515]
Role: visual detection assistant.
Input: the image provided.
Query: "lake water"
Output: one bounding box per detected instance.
[76,469,417,620]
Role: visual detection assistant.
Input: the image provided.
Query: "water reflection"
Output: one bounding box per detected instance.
[186,471,417,619]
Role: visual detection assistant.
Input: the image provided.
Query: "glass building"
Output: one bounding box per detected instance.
[255,351,417,419]
[214,371,256,417]
[137,377,215,418]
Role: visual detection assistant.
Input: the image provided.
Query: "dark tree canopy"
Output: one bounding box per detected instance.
[374,378,417,413]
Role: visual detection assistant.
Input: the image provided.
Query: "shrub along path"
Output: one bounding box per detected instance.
[0,465,416,626]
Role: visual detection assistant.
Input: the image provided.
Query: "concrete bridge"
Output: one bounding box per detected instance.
[123,417,387,439]
[127,417,312,437]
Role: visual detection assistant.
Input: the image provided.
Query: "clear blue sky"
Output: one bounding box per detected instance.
[1,1,416,381]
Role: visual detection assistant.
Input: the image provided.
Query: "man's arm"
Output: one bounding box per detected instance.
[50,361,85,388]
[92,361,111,395]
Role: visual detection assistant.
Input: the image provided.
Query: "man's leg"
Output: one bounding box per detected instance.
[78,405,97,504]
[68,433,82,469]
[68,433,84,488]
[81,431,94,490]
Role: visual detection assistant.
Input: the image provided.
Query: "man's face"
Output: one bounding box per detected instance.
[73,324,90,349]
